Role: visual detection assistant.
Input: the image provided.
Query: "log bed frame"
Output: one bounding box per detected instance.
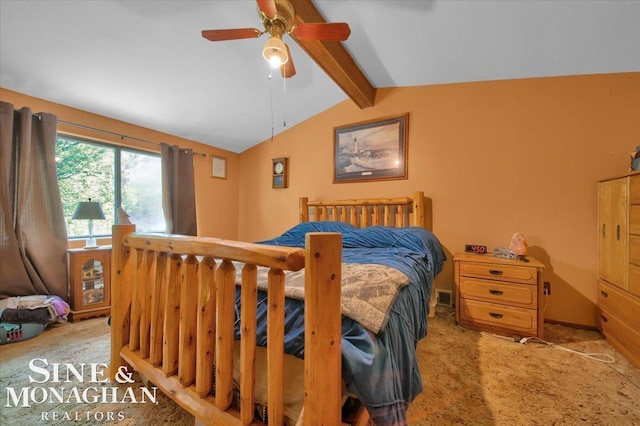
[110,192,428,425]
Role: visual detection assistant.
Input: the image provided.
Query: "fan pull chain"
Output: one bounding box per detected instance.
[282,74,287,128]
[268,72,275,141]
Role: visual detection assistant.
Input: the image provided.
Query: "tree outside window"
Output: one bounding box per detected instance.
[56,136,165,238]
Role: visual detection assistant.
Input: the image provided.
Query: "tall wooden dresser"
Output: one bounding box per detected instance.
[597,171,640,368]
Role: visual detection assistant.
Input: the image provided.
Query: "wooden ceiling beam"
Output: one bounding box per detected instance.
[291,0,376,109]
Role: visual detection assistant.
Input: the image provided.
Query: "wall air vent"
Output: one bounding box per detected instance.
[436,289,453,307]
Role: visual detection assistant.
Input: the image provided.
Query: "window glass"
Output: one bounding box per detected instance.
[121,150,164,232]
[56,137,115,237]
[56,136,165,238]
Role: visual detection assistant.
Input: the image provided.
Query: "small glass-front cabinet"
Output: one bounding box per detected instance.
[67,246,111,321]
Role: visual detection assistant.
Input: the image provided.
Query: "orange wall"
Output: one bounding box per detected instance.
[0,88,240,241]
[4,72,639,327]
[238,72,640,327]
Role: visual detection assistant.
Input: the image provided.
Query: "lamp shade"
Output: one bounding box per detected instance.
[262,35,288,68]
[72,199,106,220]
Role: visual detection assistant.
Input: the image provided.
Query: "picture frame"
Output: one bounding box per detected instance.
[210,155,227,179]
[333,113,409,183]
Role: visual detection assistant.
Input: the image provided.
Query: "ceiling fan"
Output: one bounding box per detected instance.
[201,0,351,78]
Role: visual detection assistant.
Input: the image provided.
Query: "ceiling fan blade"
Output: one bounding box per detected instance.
[256,0,277,20]
[201,28,262,42]
[291,23,351,41]
[280,44,296,78]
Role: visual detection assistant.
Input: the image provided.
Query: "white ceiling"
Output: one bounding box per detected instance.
[1,1,639,153]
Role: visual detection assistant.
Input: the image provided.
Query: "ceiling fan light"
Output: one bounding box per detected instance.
[268,54,283,68]
[263,35,288,68]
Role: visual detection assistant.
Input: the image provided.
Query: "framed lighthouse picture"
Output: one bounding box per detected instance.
[333,113,408,183]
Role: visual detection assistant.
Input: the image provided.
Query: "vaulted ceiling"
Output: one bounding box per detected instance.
[1,1,639,153]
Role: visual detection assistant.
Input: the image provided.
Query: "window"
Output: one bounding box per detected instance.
[120,150,165,232]
[56,135,165,238]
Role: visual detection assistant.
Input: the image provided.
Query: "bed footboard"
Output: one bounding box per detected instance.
[109,224,344,425]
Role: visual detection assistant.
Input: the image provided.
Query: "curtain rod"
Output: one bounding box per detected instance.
[57,119,207,158]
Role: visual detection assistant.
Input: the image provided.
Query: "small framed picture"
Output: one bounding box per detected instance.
[210,155,227,179]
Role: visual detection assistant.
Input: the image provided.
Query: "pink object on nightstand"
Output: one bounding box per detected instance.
[510,232,528,256]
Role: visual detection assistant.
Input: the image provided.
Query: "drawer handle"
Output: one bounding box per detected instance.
[489,269,503,276]
[600,290,608,298]
[600,315,608,323]
[602,224,606,238]
[489,289,504,296]
[616,225,621,241]
[489,312,503,319]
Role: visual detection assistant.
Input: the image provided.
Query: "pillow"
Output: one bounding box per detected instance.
[257,221,357,247]
[258,222,446,276]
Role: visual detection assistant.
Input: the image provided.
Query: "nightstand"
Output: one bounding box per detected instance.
[454,252,545,338]
[67,246,111,322]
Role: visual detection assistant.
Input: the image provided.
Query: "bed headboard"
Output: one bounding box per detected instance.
[299,191,430,230]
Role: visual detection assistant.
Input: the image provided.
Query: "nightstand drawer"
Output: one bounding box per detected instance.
[460,278,537,309]
[459,261,537,285]
[598,280,640,328]
[459,299,537,335]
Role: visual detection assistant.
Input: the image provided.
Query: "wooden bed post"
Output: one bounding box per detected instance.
[110,223,136,379]
[299,197,309,223]
[304,232,342,425]
[413,191,425,228]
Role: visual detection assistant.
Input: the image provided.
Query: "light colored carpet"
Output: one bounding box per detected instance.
[411,308,640,425]
[1,307,639,425]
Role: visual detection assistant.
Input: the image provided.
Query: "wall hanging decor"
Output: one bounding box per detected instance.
[210,155,227,179]
[333,113,409,183]
[272,157,289,188]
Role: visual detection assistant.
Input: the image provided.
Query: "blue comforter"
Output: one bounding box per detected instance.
[237,222,446,425]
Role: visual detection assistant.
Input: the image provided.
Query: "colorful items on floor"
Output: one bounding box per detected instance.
[0,295,70,344]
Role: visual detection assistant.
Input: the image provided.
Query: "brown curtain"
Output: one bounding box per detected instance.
[0,102,68,300]
[160,143,197,235]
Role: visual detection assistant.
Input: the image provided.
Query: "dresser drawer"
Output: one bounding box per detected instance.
[459,298,537,336]
[630,235,640,265]
[459,261,537,285]
[630,265,640,297]
[598,280,640,328]
[630,174,640,204]
[598,308,640,368]
[630,205,640,235]
[459,277,537,309]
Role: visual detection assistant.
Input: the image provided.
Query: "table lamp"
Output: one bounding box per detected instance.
[72,198,106,248]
